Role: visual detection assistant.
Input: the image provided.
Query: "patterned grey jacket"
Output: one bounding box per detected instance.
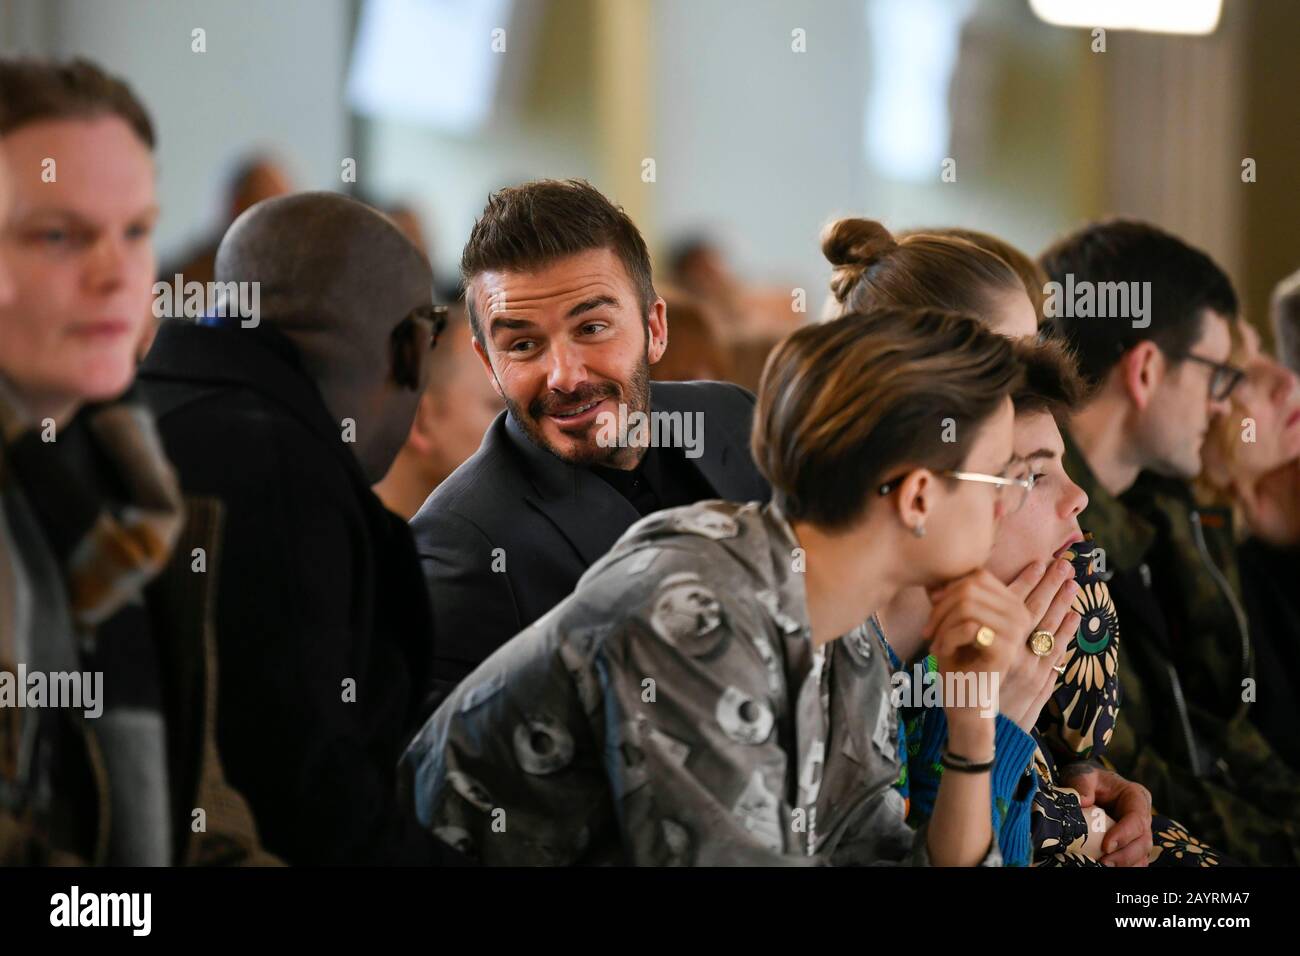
[401,499,1001,866]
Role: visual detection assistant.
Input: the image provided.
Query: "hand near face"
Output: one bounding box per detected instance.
[922,568,1033,731]
[999,557,1081,732]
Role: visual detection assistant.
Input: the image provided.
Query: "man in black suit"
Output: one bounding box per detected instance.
[411,180,769,700]
[138,192,463,864]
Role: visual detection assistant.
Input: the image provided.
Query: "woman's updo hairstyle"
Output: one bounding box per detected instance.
[822,217,1025,325]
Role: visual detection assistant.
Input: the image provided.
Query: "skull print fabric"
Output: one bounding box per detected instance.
[401,500,1001,866]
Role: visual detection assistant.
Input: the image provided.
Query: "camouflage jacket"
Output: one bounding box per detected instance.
[401,500,1001,866]
[1063,434,1300,864]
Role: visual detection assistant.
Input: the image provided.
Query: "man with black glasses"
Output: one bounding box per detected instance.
[138,193,465,865]
[1040,219,1300,865]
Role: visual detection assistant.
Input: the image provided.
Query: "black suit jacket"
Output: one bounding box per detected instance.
[137,320,462,865]
[410,380,770,702]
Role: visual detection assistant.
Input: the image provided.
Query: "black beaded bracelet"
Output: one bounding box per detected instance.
[940,748,996,773]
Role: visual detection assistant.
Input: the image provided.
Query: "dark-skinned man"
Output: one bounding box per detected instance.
[138,192,463,865]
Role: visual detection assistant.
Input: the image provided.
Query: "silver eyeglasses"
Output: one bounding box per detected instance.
[877,461,1037,515]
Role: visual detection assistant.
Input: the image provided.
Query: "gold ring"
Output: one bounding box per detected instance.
[1052,664,1066,674]
[1028,629,1055,657]
[975,625,996,648]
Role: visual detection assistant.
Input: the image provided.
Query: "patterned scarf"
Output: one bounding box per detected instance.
[0,376,183,863]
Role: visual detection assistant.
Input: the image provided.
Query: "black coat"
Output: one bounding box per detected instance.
[1237,537,1300,770]
[138,319,462,865]
[410,380,770,703]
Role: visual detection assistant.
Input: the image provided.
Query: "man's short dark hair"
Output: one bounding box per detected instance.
[459,179,656,346]
[1038,219,1238,390]
[0,56,155,148]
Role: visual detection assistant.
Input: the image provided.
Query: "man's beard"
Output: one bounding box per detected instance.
[504,355,652,468]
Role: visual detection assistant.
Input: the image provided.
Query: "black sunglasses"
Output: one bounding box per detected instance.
[391,305,449,390]
[1168,351,1246,402]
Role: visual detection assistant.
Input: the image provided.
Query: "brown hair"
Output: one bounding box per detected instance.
[1012,337,1086,419]
[460,179,655,346]
[652,289,731,382]
[908,226,1047,324]
[752,307,1025,530]
[0,57,155,148]
[823,218,1022,323]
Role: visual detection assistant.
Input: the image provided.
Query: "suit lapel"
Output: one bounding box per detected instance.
[649,382,728,496]
[504,413,642,567]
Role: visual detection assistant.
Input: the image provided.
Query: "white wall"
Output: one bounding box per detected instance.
[648,0,1085,301]
[2,0,353,260]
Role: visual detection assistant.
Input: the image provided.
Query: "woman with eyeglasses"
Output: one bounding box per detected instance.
[403,306,1034,865]
[824,217,1225,866]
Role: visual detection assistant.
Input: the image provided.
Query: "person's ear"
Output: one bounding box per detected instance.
[1121,341,1163,412]
[406,390,440,458]
[647,297,668,365]
[471,335,505,400]
[895,468,934,536]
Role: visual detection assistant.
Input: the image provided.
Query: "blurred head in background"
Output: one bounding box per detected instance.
[651,288,730,383]
[226,155,293,225]
[460,178,666,470]
[0,56,158,425]
[1272,267,1300,378]
[668,236,740,321]
[375,305,504,519]
[1199,318,1300,545]
[1039,219,1239,485]
[822,217,1038,338]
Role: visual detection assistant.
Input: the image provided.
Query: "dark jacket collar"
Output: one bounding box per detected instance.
[499,381,729,567]
[1062,430,1157,571]
[140,319,366,486]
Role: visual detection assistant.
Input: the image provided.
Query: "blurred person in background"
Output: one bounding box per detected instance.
[651,288,732,383]
[1272,267,1300,376]
[667,234,802,391]
[375,305,504,520]
[160,152,293,287]
[1041,219,1300,864]
[142,153,294,359]
[0,56,265,866]
[1199,317,1300,770]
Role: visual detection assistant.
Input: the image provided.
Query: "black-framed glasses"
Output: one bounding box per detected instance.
[878,461,1037,515]
[1167,351,1246,402]
[390,304,449,390]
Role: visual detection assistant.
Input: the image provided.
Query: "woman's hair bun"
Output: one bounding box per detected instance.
[822,217,898,304]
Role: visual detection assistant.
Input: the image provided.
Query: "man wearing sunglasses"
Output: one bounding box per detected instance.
[138,192,466,865]
[1039,220,1300,865]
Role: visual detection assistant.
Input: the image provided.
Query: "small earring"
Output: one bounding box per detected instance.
[912,523,926,538]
